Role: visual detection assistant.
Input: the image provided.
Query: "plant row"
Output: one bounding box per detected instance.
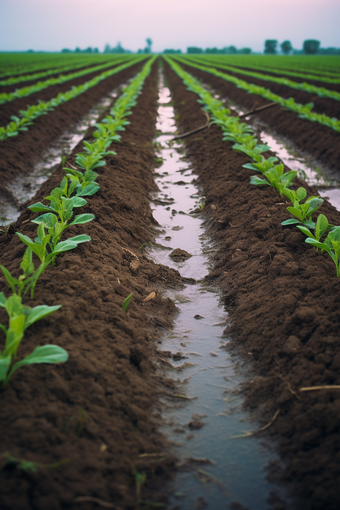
[183,55,340,101]
[165,56,340,277]
[212,55,340,78]
[172,56,340,133]
[0,57,144,142]
[0,54,115,79]
[0,55,135,98]
[0,55,156,387]
[197,56,340,85]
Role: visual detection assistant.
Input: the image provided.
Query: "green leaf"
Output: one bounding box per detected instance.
[71,197,87,208]
[25,305,61,330]
[20,248,34,276]
[66,235,91,244]
[77,184,100,196]
[0,292,6,308]
[0,357,11,382]
[296,187,307,202]
[305,238,330,251]
[250,176,269,186]
[6,345,68,383]
[315,214,328,240]
[28,202,52,213]
[281,219,300,226]
[31,213,58,227]
[69,214,95,225]
[296,225,315,238]
[287,206,303,221]
[122,293,133,312]
[0,265,18,293]
[50,240,77,256]
[16,233,46,262]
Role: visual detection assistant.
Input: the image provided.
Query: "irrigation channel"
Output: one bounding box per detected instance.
[148,73,292,509]
[214,92,340,213]
[0,83,125,225]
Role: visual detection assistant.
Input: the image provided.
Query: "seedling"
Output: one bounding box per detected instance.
[250,164,297,195]
[122,293,133,312]
[281,187,324,227]
[0,293,67,385]
[305,226,340,277]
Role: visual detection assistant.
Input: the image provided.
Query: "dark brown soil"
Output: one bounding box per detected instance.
[230,64,340,93]
[0,63,182,510]
[164,60,340,510]
[177,61,340,175]
[0,61,138,127]
[0,62,143,186]
[1,60,116,94]
[180,57,340,119]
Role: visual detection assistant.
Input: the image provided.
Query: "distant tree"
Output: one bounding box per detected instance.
[61,48,72,53]
[163,49,182,54]
[104,44,111,53]
[224,45,237,54]
[280,40,292,54]
[303,40,320,54]
[187,47,203,54]
[75,47,81,53]
[93,48,99,53]
[264,40,278,54]
[145,38,152,53]
[318,47,340,55]
[238,47,252,54]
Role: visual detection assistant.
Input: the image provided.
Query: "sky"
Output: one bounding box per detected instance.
[0,0,340,53]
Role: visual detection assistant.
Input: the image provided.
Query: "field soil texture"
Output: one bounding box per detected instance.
[0,60,143,186]
[0,63,182,510]
[164,60,340,510]
[178,62,340,175]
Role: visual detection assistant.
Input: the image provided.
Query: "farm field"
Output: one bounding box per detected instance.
[0,53,340,510]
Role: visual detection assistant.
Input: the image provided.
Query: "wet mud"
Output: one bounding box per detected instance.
[164,60,340,510]
[0,63,182,510]
[178,62,340,175]
[0,62,143,186]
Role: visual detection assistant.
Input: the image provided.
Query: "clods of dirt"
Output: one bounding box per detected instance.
[169,248,192,260]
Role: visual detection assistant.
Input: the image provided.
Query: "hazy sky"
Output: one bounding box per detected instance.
[1,0,339,53]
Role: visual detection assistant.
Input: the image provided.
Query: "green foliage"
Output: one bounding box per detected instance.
[303,40,320,55]
[122,293,133,312]
[0,293,67,385]
[281,41,293,55]
[264,40,278,54]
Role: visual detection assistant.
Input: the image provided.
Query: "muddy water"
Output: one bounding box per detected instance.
[213,92,340,213]
[0,85,124,225]
[148,74,291,509]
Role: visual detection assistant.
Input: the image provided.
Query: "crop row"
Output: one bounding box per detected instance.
[0,55,156,386]
[0,55,143,105]
[0,57,143,142]
[172,56,340,133]
[215,55,340,77]
[0,53,115,79]
[183,55,340,101]
[195,56,340,85]
[0,55,130,87]
[165,56,340,277]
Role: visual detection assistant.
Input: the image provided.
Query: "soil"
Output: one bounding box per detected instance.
[177,61,340,175]
[0,61,143,186]
[230,64,340,93]
[1,61,116,94]
[180,57,340,119]
[0,63,183,510]
[0,61,138,127]
[164,60,340,510]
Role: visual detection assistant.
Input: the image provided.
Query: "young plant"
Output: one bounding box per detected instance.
[296,213,335,245]
[305,226,340,277]
[250,164,297,195]
[122,293,133,312]
[0,293,67,385]
[281,187,324,228]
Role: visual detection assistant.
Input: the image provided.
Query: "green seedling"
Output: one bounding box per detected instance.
[3,453,68,472]
[134,470,147,500]
[250,164,297,195]
[296,213,336,246]
[122,293,133,312]
[243,156,279,174]
[0,293,67,385]
[305,226,340,277]
[281,187,324,227]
